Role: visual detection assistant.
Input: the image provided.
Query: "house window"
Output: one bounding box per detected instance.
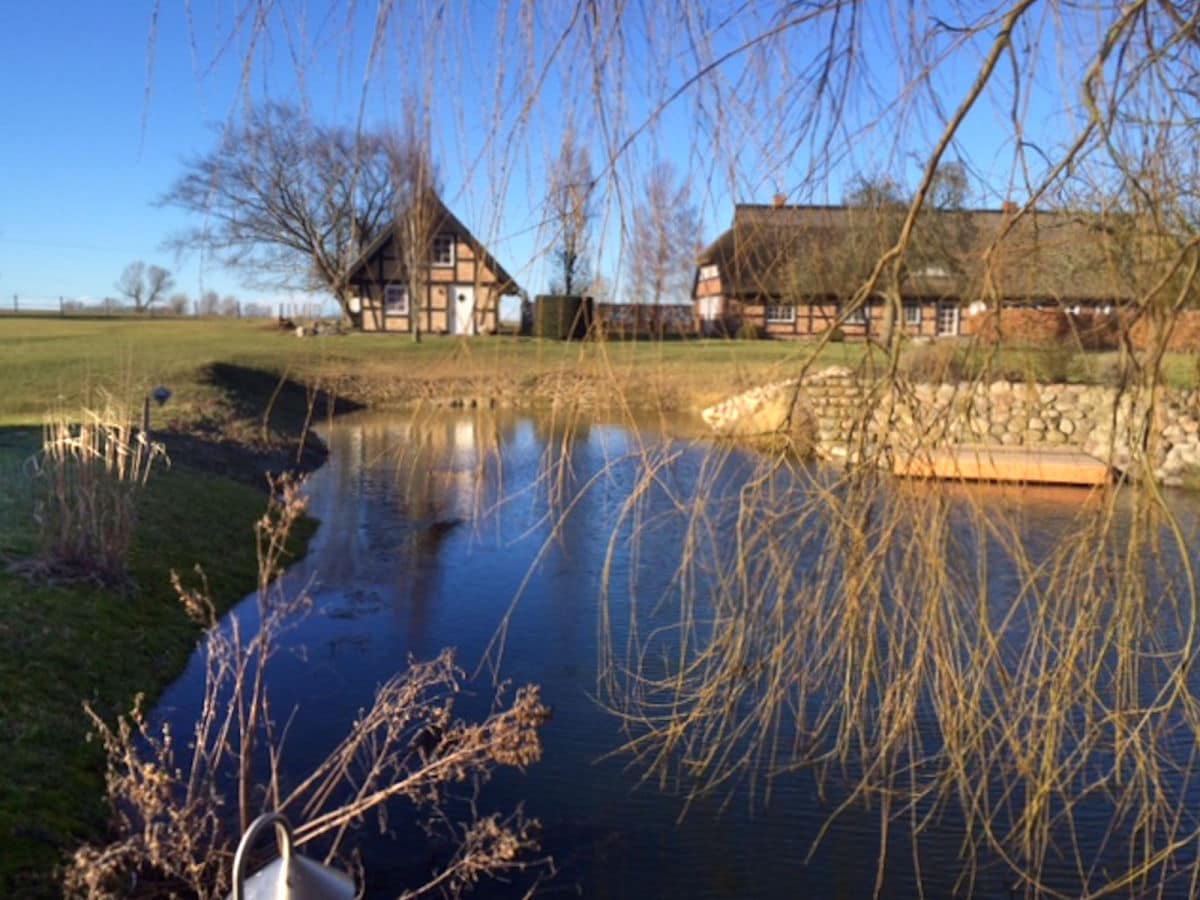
[699,264,719,281]
[936,302,959,336]
[765,305,796,324]
[844,303,868,324]
[904,302,921,326]
[432,234,455,267]
[384,284,409,315]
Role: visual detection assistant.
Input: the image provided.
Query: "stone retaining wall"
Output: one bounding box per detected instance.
[703,367,1200,485]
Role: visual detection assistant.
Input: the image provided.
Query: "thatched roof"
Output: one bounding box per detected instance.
[698,203,1139,304]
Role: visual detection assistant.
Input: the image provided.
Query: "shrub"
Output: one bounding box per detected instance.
[992,348,1072,383]
[1065,352,1125,386]
[826,326,845,343]
[533,294,593,340]
[735,322,761,340]
[901,341,970,382]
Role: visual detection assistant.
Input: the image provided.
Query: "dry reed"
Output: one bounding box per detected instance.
[30,399,167,585]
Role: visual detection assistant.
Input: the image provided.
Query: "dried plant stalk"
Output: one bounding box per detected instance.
[65,477,550,899]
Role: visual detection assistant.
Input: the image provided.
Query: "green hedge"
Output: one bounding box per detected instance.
[533,295,594,340]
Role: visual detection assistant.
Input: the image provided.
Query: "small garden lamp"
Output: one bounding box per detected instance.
[141,386,171,435]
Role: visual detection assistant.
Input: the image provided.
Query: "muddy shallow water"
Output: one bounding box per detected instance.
[153,408,1200,898]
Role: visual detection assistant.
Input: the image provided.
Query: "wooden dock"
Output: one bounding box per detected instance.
[893,445,1111,487]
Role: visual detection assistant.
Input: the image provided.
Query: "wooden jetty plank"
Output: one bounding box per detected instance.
[893,445,1110,486]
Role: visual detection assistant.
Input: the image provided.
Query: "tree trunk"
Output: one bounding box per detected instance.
[881,293,899,351]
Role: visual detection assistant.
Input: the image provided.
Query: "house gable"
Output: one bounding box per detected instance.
[348,196,521,335]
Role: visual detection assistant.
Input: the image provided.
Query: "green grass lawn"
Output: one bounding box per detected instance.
[0,317,875,426]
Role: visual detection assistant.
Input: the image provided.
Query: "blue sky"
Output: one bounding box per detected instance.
[1,4,252,307]
[0,2,1086,313]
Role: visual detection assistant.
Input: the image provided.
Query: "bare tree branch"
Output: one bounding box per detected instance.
[161,102,395,322]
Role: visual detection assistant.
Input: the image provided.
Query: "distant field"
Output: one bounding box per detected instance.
[1,317,1194,427]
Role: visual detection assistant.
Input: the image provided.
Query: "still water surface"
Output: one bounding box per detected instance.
[153,409,1189,898]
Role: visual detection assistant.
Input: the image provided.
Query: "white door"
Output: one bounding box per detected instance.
[698,295,722,320]
[453,286,477,335]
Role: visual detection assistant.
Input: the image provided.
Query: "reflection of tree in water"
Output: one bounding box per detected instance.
[336,410,513,644]
[391,408,510,525]
[390,515,459,647]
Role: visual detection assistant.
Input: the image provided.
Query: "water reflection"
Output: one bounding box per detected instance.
[153,408,1200,898]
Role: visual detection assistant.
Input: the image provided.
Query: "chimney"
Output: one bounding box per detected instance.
[772,193,787,209]
[1001,200,1018,214]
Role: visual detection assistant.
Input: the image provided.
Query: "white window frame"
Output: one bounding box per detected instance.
[384,283,409,315]
[432,234,455,267]
[843,302,868,324]
[904,302,921,326]
[699,264,719,281]
[765,304,796,324]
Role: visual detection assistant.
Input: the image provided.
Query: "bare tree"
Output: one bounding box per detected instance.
[115,262,147,311]
[162,103,394,324]
[116,261,174,313]
[166,292,189,316]
[628,161,701,322]
[144,265,174,312]
[546,128,594,297]
[196,290,220,317]
[387,111,442,343]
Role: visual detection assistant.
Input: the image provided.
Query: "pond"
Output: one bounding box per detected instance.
[153,408,1200,898]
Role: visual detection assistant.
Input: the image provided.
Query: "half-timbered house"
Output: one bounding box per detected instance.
[348,196,521,335]
[693,197,1135,341]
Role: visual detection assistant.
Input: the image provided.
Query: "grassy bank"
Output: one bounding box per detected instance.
[0,431,315,896]
[3,318,1197,432]
[0,318,873,427]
